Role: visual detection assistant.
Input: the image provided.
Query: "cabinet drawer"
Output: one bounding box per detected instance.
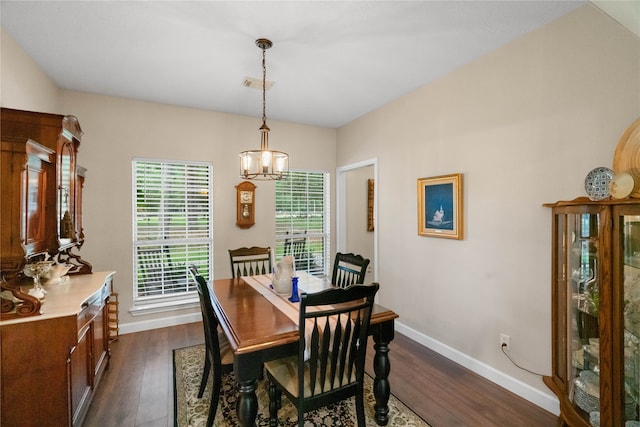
[77,304,97,330]
[77,292,103,330]
[101,279,111,300]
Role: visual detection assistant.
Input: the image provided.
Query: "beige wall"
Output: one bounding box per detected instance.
[0,29,60,113]
[337,3,640,407]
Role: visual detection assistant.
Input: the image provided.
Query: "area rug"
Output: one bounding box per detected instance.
[173,344,430,427]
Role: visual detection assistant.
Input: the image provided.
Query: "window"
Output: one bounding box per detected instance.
[132,159,212,312]
[275,170,329,276]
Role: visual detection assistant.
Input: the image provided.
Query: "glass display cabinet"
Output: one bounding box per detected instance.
[544,198,640,426]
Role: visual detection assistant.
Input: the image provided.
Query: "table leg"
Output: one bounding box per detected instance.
[237,379,258,427]
[372,320,395,426]
[235,352,263,427]
[233,343,296,427]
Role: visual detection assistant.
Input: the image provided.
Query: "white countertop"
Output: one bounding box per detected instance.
[0,271,116,326]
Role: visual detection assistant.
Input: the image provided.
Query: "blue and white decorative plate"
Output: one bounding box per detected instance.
[585,167,614,201]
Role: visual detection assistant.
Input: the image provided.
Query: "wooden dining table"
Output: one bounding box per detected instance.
[210,272,399,427]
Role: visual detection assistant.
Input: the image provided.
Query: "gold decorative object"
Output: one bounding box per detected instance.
[612,117,640,197]
[60,209,75,239]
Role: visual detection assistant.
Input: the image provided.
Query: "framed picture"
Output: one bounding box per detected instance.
[367,179,374,232]
[417,173,463,239]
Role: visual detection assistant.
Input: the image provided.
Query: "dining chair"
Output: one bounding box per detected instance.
[228,246,272,278]
[188,265,234,427]
[264,283,380,427]
[137,246,181,295]
[284,235,307,263]
[331,252,370,288]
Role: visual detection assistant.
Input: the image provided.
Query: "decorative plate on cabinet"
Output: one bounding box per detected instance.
[610,172,635,199]
[585,167,613,201]
[613,117,640,197]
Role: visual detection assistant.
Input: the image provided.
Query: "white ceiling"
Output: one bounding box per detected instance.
[0,0,611,129]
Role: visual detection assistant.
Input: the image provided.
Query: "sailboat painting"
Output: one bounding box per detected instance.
[417,173,463,240]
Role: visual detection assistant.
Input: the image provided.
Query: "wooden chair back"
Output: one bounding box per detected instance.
[331,252,370,288]
[265,283,379,426]
[189,265,221,360]
[137,246,181,295]
[228,246,272,278]
[138,247,167,282]
[284,237,307,262]
[188,264,230,426]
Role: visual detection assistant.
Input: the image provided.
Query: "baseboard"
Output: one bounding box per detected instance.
[394,322,560,416]
[119,312,202,335]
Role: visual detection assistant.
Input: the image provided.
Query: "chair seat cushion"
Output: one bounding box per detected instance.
[265,355,356,398]
[219,331,234,366]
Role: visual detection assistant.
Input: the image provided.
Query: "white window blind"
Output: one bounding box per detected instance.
[133,159,212,302]
[275,170,329,276]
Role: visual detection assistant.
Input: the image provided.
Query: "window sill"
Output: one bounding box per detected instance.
[129,296,199,316]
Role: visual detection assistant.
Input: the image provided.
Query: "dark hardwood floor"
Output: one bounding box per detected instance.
[83,322,557,427]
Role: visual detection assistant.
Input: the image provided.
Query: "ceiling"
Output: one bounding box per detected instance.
[2,0,620,129]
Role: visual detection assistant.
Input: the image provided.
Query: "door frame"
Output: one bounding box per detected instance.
[336,158,378,282]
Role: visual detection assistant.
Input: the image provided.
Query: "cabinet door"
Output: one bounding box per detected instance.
[614,207,640,425]
[1,316,76,427]
[70,324,92,426]
[0,138,55,268]
[23,140,55,256]
[552,206,606,425]
[92,302,109,379]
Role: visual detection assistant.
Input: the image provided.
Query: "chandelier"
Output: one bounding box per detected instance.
[239,38,289,180]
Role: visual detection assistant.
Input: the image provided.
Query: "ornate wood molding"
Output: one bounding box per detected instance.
[56,247,93,275]
[0,276,41,319]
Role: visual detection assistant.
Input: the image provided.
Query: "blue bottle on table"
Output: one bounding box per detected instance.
[288,276,300,302]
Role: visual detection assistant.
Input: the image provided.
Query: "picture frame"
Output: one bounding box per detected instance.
[417,173,463,239]
[367,179,374,232]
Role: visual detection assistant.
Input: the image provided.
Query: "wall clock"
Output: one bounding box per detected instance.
[235,181,256,228]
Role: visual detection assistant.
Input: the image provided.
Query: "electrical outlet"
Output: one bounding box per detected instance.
[500,333,511,350]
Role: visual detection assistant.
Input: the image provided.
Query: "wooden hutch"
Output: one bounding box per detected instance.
[0,108,115,426]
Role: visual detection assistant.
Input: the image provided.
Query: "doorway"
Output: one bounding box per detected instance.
[336,158,378,282]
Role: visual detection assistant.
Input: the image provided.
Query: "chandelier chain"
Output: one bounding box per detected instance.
[262,46,267,125]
